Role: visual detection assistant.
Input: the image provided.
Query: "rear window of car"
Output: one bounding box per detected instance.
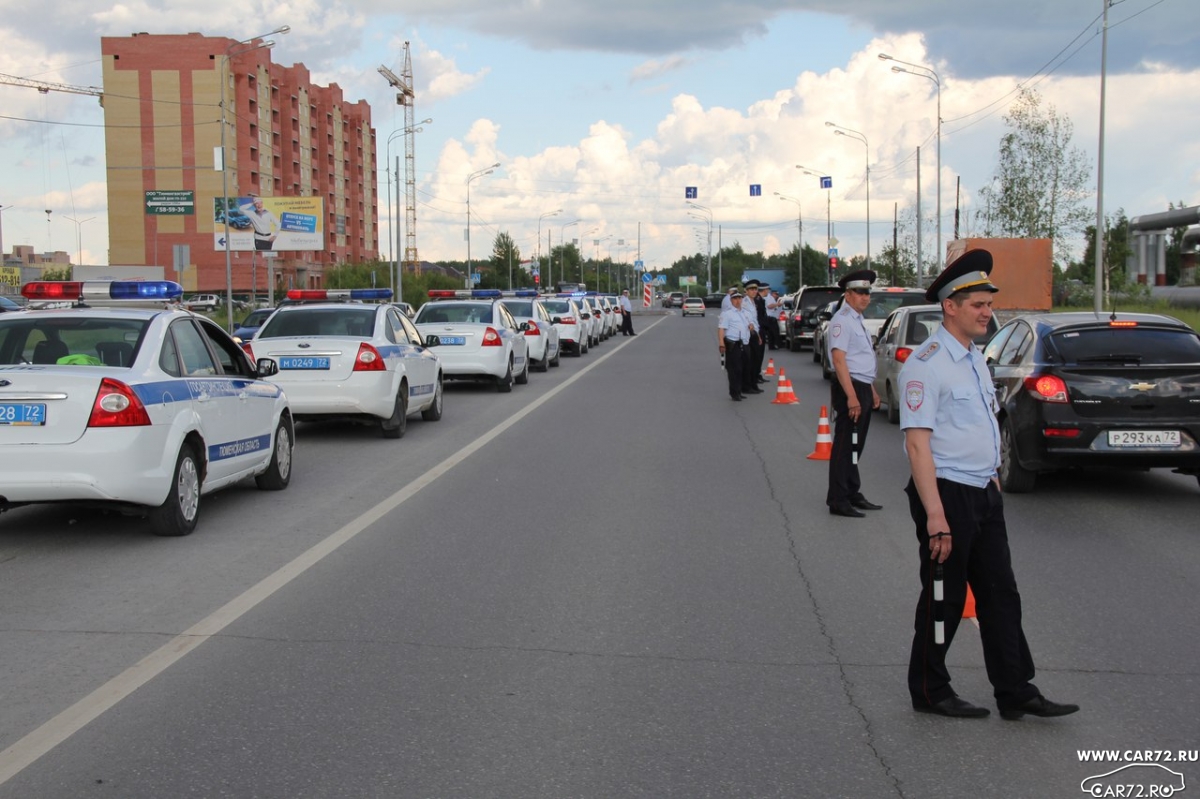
[799,289,842,310]
[413,302,494,325]
[240,308,273,327]
[540,300,574,315]
[0,317,149,366]
[501,300,533,317]
[1047,325,1200,366]
[258,307,378,338]
[864,291,927,320]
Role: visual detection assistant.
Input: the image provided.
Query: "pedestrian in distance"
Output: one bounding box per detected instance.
[826,269,882,518]
[717,291,752,401]
[900,248,1080,720]
[764,288,783,350]
[619,289,636,336]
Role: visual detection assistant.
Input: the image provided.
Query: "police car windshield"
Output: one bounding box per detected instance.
[257,307,378,338]
[0,317,148,366]
[414,302,494,325]
[863,291,927,319]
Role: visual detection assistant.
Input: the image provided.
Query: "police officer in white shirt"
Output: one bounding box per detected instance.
[717,292,752,401]
[826,269,882,517]
[900,249,1079,721]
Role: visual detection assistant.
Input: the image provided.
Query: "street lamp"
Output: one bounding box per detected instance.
[386,118,431,299]
[797,164,833,282]
[774,193,803,281]
[466,162,499,287]
[581,227,599,283]
[687,201,713,292]
[220,25,289,329]
[63,215,95,269]
[879,52,941,281]
[537,209,561,289]
[826,121,870,272]
[560,219,579,286]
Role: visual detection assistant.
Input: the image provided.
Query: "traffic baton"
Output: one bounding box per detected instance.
[852,430,859,466]
[933,563,945,645]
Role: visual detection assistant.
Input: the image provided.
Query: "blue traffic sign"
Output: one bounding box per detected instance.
[749,184,761,196]
[820,176,833,189]
[634,259,644,270]
[828,248,838,257]
[641,273,652,283]
[685,187,697,199]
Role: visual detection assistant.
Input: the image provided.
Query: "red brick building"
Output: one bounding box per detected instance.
[101,32,378,293]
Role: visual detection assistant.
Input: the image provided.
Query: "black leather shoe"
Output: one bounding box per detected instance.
[756,377,768,384]
[746,388,764,394]
[913,696,991,718]
[1000,695,1079,720]
[828,504,866,518]
[850,497,883,510]
[731,395,743,401]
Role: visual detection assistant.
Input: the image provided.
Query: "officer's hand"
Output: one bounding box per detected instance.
[871,387,882,409]
[927,517,952,563]
[847,402,861,421]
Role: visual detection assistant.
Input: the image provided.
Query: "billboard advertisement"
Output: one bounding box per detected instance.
[213,195,324,252]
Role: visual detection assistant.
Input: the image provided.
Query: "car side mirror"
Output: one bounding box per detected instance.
[819,311,833,321]
[551,317,562,324]
[518,322,529,332]
[256,358,278,378]
[424,334,441,347]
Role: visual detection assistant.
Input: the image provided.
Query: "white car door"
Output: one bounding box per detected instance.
[389,309,437,408]
[165,319,243,484]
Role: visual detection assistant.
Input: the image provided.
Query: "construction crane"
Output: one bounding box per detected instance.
[0,72,103,101]
[378,42,421,275]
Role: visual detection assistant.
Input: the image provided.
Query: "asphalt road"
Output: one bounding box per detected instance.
[1,310,1198,798]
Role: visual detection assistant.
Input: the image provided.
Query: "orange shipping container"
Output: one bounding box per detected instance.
[945,238,1053,312]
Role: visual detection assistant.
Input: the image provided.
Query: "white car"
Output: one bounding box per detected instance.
[681,297,706,317]
[538,296,588,356]
[414,290,530,391]
[499,292,561,372]
[589,294,618,339]
[0,280,293,537]
[573,296,602,347]
[184,293,222,312]
[245,289,443,438]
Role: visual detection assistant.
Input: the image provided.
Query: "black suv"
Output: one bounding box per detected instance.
[786,286,842,352]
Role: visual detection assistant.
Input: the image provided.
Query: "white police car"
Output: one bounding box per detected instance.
[537,296,588,356]
[0,281,293,537]
[413,290,530,392]
[244,288,443,438]
[498,291,561,372]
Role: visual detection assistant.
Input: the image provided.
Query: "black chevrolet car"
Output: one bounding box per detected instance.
[986,312,1200,492]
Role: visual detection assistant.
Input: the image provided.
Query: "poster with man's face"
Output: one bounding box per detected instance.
[212,196,324,251]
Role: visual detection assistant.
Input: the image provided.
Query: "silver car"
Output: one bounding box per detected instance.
[872,303,998,423]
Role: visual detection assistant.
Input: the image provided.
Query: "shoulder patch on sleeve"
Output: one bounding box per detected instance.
[916,341,939,361]
[905,380,925,410]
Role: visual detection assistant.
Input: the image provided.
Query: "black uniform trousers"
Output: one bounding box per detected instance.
[826,378,874,508]
[747,333,765,388]
[723,339,746,398]
[905,477,1040,711]
[621,309,635,335]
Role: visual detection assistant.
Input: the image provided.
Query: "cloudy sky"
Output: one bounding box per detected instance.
[1,0,1197,283]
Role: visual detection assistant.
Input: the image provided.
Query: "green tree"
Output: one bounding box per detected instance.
[986,87,1092,264]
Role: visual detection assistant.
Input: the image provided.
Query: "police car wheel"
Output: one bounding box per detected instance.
[812,344,821,363]
[534,345,549,372]
[421,377,443,421]
[382,387,408,439]
[789,335,801,353]
[255,417,293,490]
[999,418,1036,493]
[496,359,514,393]
[150,444,201,537]
[515,353,530,385]
[550,345,561,367]
[886,383,900,424]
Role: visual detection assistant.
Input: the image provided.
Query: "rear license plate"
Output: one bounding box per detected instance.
[279,357,330,370]
[440,336,466,345]
[0,403,47,426]
[1107,430,1180,448]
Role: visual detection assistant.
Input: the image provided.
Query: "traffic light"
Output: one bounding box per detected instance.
[829,256,838,269]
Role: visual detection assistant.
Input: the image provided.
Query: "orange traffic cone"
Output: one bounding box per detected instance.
[807,405,833,459]
[765,358,776,376]
[772,369,799,405]
[963,584,977,619]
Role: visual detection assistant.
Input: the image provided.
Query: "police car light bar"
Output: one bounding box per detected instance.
[286,288,393,301]
[500,290,539,298]
[21,280,184,302]
[427,289,503,299]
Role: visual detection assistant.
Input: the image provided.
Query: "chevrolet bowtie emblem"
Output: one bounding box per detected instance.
[1128,382,1155,391]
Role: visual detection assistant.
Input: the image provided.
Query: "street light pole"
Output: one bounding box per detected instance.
[560,219,579,287]
[63,215,95,269]
[879,53,941,278]
[826,122,870,272]
[386,118,430,300]
[774,193,803,282]
[687,201,712,292]
[537,209,561,290]
[466,163,499,287]
[220,25,289,330]
[797,165,832,283]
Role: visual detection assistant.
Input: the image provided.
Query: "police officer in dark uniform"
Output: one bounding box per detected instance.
[900,249,1079,720]
[742,280,767,385]
[826,269,882,517]
[717,291,751,401]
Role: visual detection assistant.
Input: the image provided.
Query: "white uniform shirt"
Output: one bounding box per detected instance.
[718,305,751,343]
[898,324,1001,488]
[826,302,876,382]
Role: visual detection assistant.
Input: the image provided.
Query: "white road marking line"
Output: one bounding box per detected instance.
[0,320,659,786]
